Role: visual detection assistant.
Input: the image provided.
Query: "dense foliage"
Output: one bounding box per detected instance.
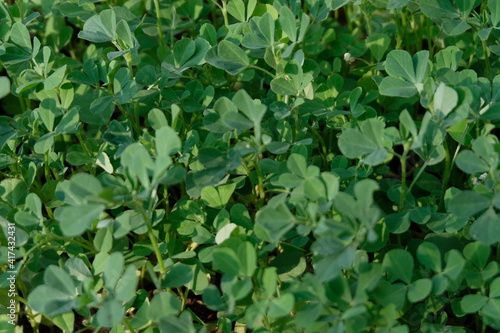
[1,0,500,332]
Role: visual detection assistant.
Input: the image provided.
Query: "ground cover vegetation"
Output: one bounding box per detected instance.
[0,0,500,331]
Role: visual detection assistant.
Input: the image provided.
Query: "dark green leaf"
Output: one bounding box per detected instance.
[469,209,500,244]
[205,40,249,75]
[460,294,488,313]
[449,191,490,218]
[96,300,124,328]
[382,249,414,284]
[417,241,442,272]
[149,292,181,320]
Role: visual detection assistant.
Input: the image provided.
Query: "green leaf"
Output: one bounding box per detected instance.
[387,0,410,9]
[27,285,76,317]
[449,191,490,218]
[399,109,418,138]
[463,241,490,270]
[213,247,241,276]
[338,118,389,165]
[55,173,103,205]
[443,249,466,280]
[149,292,181,320]
[433,83,458,118]
[442,19,470,36]
[267,293,294,319]
[338,128,378,159]
[115,264,138,302]
[60,83,74,109]
[162,264,194,288]
[382,249,414,284]
[121,143,155,188]
[44,266,76,296]
[385,50,415,82]
[419,0,459,19]
[54,204,105,237]
[254,202,295,243]
[44,65,67,90]
[10,22,32,52]
[435,46,463,71]
[103,252,124,290]
[482,299,500,326]
[227,0,246,21]
[366,33,390,62]
[489,0,500,26]
[158,312,195,333]
[456,150,489,174]
[270,77,297,95]
[232,89,267,123]
[52,312,75,332]
[417,241,442,272]
[447,119,472,145]
[55,108,79,134]
[90,96,114,116]
[96,299,124,328]
[0,178,28,207]
[460,294,488,313]
[156,125,181,157]
[470,208,500,245]
[205,40,249,75]
[202,285,227,311]
[407,278,432,302]
[287,154,307,178]
[148,108,168,130]
[116,19,133,49]
[258,12,275,45]
[237,241,257,277]
[279,6,297,42]
[113,67,138,104]
[379,77,417,97]
[0,76,10,99]
[224,277,253,301]
[201,183,236,209]
[489,276,500,298]
[78,9,115,43]
[455,0,474,15]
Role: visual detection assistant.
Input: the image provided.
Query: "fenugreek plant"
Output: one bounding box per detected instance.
[1,0,500,332]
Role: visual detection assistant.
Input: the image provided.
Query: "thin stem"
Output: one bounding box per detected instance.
[399,148,409,211]
[124,318,134,333]
[408,161,429,193]
[116,102,141,136]
[481,39,491,80]
[248,65,276,79]
[439,122,470,210]
[221,0,229,29]
[177,287,190,311]
[137,205,166,274]
[254,159,265,207]
[153,0,167,58]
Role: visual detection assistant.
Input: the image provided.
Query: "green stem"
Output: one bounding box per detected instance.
[439,122,470,210]
[153,0,167,58]
[254,159,265,207]
[116,102,141,136]
[481,39,491,80]
[177,287,190,311]
[395,9,403,49]
[248,65,276,79]
[124,318,134,332]
[399,149,408,211]
[137,205,166,274]
[43,151,52,182]
[221,0,229,29]
[408,161,429,193]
